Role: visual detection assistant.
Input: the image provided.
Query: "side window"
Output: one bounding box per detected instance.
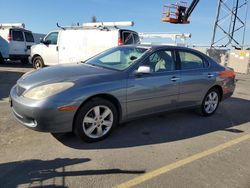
[123,32,134,45]
[44,32,58,45]
[143,50,175,73]
[133,33,140,44]
[179,51,204,70]
[12,30,24,41]
[24,32,34,42]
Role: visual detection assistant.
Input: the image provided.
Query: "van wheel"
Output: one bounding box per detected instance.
[74,98,118,142]
[33,56,44,69]
[21,58,29,64]
[0,53,5,64]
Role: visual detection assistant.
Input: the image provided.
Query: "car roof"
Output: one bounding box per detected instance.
[123,44,200,51]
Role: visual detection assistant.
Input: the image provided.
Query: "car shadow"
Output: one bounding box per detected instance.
[53,97,250,150]
[0,158,145,187]
[0,61,32,68]
[0,70,25,100]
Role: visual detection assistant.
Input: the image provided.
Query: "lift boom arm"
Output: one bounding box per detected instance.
[184,0,200,22]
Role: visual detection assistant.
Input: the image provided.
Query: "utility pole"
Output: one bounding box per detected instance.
[211,0,249,49]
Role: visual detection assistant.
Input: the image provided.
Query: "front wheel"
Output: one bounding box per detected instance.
[199,88,220,116]
[74,98,118,142]
[32,56,44,69]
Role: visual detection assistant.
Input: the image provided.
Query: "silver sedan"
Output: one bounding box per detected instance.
[10,45,236,142]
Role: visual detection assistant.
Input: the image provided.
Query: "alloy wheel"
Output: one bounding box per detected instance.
[204,91,219,114]
[82,105,113,139]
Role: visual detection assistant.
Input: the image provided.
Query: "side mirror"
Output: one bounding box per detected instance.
[135,66,151,75]
[42,40,51,45]
[39,38,44,43]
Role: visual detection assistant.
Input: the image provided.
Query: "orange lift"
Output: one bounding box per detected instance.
[162,0,200,24]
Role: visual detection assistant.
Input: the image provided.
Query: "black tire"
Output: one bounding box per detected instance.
[198,88,220,116]
[32,56,44,69]
[0,53,5,64]
[21,58,29,64]
[74,98,118,142]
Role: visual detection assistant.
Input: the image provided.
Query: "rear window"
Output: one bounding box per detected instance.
[12,30,24,41]
[24,32,34,42]
[123,32,134,45]
[133,33,140,44]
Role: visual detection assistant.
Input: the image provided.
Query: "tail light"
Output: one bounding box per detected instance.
[118,37,123,45]
[219,69,236,78]
[7,34,12,41]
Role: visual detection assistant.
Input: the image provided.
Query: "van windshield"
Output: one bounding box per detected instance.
[85,47,148,71]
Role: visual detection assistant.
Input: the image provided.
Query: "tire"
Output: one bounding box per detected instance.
[32,56,44,69]
[198,88,220,116]
[21,58,29,64]
[74,98,118,142]
[0,53,5,64]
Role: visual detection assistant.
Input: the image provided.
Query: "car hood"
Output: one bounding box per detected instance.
[17,63,117,89]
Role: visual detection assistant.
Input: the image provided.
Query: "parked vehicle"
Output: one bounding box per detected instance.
[0,23,36,64]
[31,21,140,69]
[10,45,236,142]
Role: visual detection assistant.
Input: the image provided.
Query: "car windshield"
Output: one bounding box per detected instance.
[85,47,148,71]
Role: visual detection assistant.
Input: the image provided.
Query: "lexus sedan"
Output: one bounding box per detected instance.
[10,45,236,142]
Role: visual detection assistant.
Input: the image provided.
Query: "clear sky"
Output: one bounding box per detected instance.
[0,0,249,46]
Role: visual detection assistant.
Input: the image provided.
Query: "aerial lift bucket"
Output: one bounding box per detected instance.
[161,1,190,24]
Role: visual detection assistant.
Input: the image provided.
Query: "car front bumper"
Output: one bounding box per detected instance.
[9,85,78,133]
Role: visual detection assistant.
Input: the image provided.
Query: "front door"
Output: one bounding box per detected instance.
[42,32,59,65]
[127,49,180,118]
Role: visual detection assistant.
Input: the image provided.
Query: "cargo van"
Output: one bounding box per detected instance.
[0,23,36,64]
[30,21,140,69]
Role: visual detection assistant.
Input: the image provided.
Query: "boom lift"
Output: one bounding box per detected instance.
[162,0,248,49]
[162,0,200,24]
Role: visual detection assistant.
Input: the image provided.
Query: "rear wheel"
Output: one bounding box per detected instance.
[199,88,220,116]
[33,56,44,69]
[74,98,118,142]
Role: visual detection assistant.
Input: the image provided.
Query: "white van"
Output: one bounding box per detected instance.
[30,21,140,69]
[0,23,36,64]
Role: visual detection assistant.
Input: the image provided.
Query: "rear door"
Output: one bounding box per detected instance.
[127,49,180,118]
[9,29,26,56]
[23,31,35,56]
[177,50,215,107]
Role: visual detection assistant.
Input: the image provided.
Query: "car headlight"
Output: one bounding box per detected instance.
[23,82,74,100]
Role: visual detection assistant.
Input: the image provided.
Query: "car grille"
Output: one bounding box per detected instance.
[16,85,26,96]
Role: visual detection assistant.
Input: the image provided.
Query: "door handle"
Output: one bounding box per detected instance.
[208,73,214,78]
[171,76,180,82]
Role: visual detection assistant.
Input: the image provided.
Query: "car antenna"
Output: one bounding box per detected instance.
[56,23,66,30]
